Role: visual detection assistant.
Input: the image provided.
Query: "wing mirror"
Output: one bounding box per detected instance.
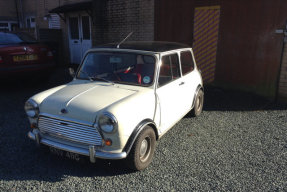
[68,68,75,77]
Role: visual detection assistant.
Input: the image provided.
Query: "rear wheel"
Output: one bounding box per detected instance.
[125,126,156,171]
[191,89,204,117]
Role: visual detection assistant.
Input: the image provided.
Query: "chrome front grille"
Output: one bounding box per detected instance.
[38,116,102,146]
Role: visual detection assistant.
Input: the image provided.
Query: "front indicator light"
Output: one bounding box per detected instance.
[105,139,112,146]
[30,123,37,129]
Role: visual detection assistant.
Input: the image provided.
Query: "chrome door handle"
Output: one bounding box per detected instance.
[179,82,185,86]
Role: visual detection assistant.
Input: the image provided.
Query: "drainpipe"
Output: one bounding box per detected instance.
[14,0,20,29]
[18,0,24,28]
[275,21,287,103]
[34,0,38,39]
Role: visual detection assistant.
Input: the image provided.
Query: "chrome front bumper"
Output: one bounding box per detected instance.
[28,130,127,163]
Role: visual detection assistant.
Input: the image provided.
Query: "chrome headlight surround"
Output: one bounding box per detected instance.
[24,99,39,118]
[98,112,118,134]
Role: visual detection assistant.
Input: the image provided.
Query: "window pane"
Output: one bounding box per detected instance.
[0,32,21,44]
[0,32,36,44]
[170,54,180,79]
[27,19,31,28]
[69,17,79,39]
[16,32,36,42]
[158,56,172,87]
[158,54,181,87]
[77,52,155,86]
[82,16,90,40]
[0,23,8,27]
[180,51,194,75]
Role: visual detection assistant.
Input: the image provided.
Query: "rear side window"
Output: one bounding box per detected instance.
[158,54,180,87]
[180,51,194,75]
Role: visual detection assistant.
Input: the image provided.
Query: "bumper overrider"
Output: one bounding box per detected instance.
[28,129,127,163]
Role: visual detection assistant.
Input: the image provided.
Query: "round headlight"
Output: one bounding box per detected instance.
[98,113,117,133]
[24,99,39,118]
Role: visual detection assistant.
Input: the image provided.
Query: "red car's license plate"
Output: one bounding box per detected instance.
[13,54,38,62]
[49,147,81,161]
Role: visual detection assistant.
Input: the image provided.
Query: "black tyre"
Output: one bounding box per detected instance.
[126,126,156,171]
[191,89,204,117]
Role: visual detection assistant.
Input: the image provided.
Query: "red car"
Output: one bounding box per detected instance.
[0,32,56,78]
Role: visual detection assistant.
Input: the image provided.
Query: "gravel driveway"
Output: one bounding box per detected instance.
[0,69,286,191]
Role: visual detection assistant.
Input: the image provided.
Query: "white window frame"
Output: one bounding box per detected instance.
[26,17,36,28]
[0,21,18,31]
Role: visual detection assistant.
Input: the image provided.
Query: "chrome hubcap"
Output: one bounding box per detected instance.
[196,94,202,112]
[139,137,150,162]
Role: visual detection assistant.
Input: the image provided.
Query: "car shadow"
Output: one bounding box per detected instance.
[0,140,136,182]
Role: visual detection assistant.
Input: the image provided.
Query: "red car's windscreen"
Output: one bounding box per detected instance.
[0,32,37,45]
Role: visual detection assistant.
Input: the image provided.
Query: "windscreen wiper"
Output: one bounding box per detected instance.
[91,76,115,85]
[79,70,94,81]
[79,70,114,85]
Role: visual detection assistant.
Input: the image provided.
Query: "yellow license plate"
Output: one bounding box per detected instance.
[13,54,38,62]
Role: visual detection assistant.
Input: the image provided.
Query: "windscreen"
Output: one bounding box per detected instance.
[0,32,37,45]
[77,52,156,86]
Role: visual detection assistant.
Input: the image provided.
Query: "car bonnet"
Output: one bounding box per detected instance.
[40,82,137,123]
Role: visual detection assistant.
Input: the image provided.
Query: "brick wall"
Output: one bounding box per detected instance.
[63,0,90,5]
[0,0,17,20]
[37,0,55,28]
[34,0,154,65]
[22,0,36,17]
[93,0,154,45]
[278,42,287,102]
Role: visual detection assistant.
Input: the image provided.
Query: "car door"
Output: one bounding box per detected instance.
[178,50,199,111]
[156,53,187,134]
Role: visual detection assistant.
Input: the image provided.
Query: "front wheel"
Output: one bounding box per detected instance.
[191,89,204,117]
[125,126,156,171]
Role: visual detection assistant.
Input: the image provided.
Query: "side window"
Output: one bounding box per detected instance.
[158,54,180,87]
[180,51,195,75]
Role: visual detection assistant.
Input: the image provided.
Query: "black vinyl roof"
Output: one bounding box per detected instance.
[95,41,191,52]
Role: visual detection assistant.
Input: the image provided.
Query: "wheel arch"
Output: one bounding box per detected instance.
[191,85,204,109]
[123,119,158,155]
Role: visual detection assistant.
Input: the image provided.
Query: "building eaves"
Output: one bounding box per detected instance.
[49,1,92,14]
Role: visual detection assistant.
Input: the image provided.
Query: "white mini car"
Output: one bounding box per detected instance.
[25,41,204,170]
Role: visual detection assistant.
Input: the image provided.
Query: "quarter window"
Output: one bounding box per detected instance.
[158,54,180,87]
[180,51,194,75]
